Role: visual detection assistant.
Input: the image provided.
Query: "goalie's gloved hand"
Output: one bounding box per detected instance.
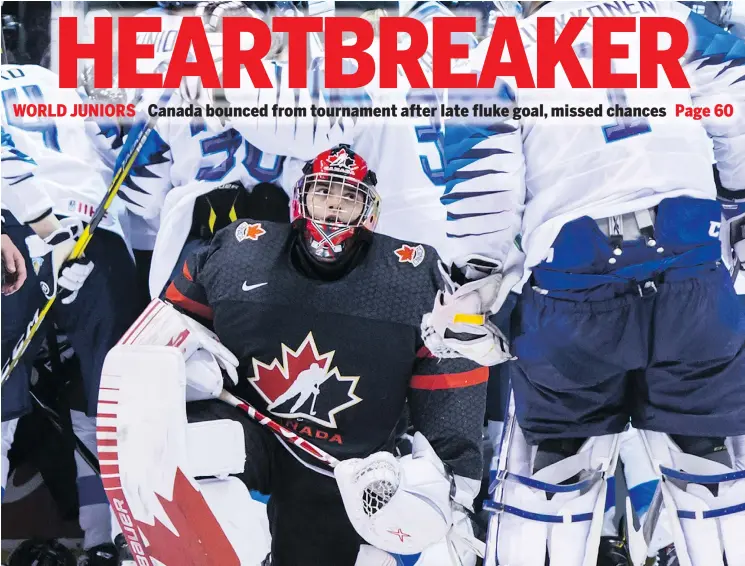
[180,313,239,400]
[25,217,94,305]
[338,433,485,562]
[118,299,239,401]
[421,255,514,367]
[336,432,454,554]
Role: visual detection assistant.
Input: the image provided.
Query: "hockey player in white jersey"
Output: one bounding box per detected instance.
[1,127,43,296]
[225,1,503,262]
[430,2,745,565]
[114,3,296,302]
[1,63,140,565]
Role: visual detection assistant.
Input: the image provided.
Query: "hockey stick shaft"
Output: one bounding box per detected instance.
[218,389,341,468]
[1,92,173,388]
[30,391,100,474]
[220,389,486,561]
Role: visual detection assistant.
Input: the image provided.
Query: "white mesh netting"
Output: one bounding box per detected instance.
[357,459,400,517]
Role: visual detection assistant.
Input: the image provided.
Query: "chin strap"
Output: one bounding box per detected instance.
[292,225,370,281]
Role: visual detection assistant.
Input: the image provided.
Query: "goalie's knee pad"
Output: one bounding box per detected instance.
[484,397,621,566]
[117,298,239,401]
[639,430,745,566]
[98,345,269,565]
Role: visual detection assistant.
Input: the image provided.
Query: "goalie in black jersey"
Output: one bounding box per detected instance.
[100,144,489,566]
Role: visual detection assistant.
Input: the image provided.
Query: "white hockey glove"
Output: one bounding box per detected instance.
[353,546,398,566]
[336,432,483,560]
[444,476,484,566]
[421,255,514,367]
[122,298,239,401]
[720,197,745,279]
[25,218,94,305]
[336,432,452,554]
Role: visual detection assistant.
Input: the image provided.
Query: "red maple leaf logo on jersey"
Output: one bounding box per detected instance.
[394,244,425,266]
[235,222,266,242]
[245,223,266,240]
[248,332,361,428]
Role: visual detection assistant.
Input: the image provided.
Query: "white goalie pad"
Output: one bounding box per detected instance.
[639,430,745,566]
[117,298,239,401]
[484,395,621,566]
[97,345,270,565]
[185,420,246,479]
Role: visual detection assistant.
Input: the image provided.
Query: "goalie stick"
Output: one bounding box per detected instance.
[218,389,341,469]
[218,389,485,538]
[1,91,174,388]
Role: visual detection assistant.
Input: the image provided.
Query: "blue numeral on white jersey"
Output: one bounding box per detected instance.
[1,85,61,151]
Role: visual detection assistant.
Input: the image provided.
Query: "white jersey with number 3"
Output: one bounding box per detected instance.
[465,1,745,308]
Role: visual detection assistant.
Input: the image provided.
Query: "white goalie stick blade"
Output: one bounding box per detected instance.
[98,345,267,565]
[483,390,621,566]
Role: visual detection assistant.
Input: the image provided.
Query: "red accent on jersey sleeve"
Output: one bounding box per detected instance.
[182,261,193,282]
[410,367,488,391]
[416,346,436,359]
[165,281,213,321]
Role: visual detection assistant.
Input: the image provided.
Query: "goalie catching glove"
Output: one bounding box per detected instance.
[119,298,238,400]
[24,217,94,305]
[335,432,483,561]
[421,254,514,366]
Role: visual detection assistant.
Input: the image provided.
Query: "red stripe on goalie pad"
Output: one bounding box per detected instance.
[102,477,121,490]
[100,464,120,475]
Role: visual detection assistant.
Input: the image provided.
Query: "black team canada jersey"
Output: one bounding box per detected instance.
[166,219,488,480]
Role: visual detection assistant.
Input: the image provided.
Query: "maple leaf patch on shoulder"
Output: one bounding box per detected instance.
[394,244,425,267]
[235,222,266,242]
[248,332,361,428]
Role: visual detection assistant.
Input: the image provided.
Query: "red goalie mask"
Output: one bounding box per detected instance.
[291,145,381,263]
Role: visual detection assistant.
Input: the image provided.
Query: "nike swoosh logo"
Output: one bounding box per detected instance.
[242,282,268,292]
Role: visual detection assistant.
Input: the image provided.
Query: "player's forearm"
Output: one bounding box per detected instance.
[28,213,64,239]
[408,380,488,480]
